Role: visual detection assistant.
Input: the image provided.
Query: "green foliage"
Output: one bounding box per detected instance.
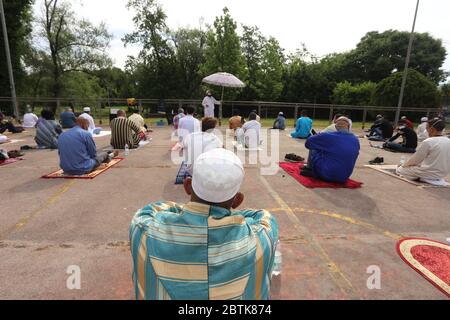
[373,69,441,108]
[201,7,247,99]
[332,81,376,106]
[0,0,33,97]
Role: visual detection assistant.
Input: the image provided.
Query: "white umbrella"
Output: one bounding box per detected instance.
[202,72,245,122]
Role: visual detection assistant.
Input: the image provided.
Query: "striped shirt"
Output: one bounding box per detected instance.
[128,113,146,133]
[110,117,141,149]
[35,119,62,149]
[129,201,279,300]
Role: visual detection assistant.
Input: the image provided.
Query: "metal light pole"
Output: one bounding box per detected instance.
[395,0,420,126]
[0,0,19,119]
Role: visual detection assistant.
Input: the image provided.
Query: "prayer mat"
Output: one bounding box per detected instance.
[365,164,450,188]
[42,158,124,179]
[279,162,363,189]
[397,238,450,298]
[175,161,190,185]
[0,157,23,167]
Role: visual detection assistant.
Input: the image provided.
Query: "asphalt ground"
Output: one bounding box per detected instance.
[0,125,449,300]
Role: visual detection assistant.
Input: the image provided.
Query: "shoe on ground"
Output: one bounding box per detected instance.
[369,157,384,165]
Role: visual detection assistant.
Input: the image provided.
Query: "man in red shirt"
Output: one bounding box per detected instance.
[401,116,414,129]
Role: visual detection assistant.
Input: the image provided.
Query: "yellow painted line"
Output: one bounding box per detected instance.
[267,207,404,240]
[258,175,360,300]
[0,180,76,239]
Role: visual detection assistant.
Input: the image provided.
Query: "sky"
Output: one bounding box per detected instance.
[33,0,450,72]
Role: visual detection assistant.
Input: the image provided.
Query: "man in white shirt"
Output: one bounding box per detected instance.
[178,106,201,142]
[242,112,261,149]
[79,107,100,135]
[23,106,38,128]
[416,117,429,142]
[201,90,220,118]
[397,118,450,185]
[183,117,223,175]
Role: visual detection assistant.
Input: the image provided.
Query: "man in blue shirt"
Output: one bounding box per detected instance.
[59,107,77,129]
[291,110,313,139]
[58,118,117,175]
[301,117,360,183]
[273,112,286,130]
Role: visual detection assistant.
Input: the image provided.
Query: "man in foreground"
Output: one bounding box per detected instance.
[301,117,360,183]
[58,117,118,175]
[291,110,313,139]
[129,148,279,300]
[110,110,144,149]
[397,118,450,186]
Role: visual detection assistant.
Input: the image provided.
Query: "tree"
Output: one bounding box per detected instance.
[38,0,112,108]
[124,0,179,99]
[201,7,247,99]
[240,25,265,100]
[0,0,33,98]
[344,30,447,84]
[332,81,376,106]
[258,37,285,101]
[373,68,441,108]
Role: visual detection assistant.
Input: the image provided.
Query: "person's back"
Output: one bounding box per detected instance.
[79,110,95,133]
[242,119,261,148]
[412,136,450,179]
[128,112,146,132]
[292,114,313,139]
[379,119,393,139]
[23,112,38,128]
[129,149,278,300]
[60,110,77,128]
[274,115,286,130]
[306,131,360,183]
[35,111,61,149]
[58,125,96,175]
[110,115,141,149]
[178,108,200,141]
[417,120,429,142]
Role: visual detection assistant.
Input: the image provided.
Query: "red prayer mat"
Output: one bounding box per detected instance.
[279,162,363,189]
[0,158,23,167]
[397,238,450,297]
[42,158,124,179]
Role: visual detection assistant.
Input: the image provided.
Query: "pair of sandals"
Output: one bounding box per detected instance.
[284,153,305,162]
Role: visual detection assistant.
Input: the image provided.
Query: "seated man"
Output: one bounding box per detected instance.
[23,107,38,128]
[383,120,417,153]
[291,110,313,139]
[128,108,150,135]
[79,107,101,134]
[59,107,77,129]
[35,110,62,149]
[273,112,286,130]
[401,116,414,130]
[110,109,144,149]
[229,114,244,131]
[183,117,223,176]
[416,117,429,142]
[397,118,450,185]
[58,117,118,175]
[367,115,393,141]
[242,112,261,148]
[178,106,200,142]
[129,148,279,300]
[301,117,360,183]
[0,111,24,134]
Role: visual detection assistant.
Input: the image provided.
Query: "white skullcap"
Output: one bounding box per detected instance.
[336,116,351,124]
[192,148,244,203]
[279,112,284,115]
[421,117,428,122]
[83,107,91,112]
[401,116,407,120]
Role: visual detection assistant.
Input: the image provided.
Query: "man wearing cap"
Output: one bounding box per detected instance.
[59,107,77,129]
[22,106,38,128]
[397,118,450,186]
[201,90,220,118]
[301,117,360,183]
[79,107,101,134]
[401,116,414,130]
[129,148,279,300]
[417,117,429,142]
[273,112,286,130]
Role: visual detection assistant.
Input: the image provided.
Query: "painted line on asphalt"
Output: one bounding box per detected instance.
[258,174,360,300]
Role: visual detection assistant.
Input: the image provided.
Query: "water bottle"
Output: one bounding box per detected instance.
[399,156,406,166]
[124,144,129,156]
[272,241,282,277]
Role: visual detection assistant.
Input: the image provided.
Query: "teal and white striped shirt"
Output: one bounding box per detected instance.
[129,201,279,300]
